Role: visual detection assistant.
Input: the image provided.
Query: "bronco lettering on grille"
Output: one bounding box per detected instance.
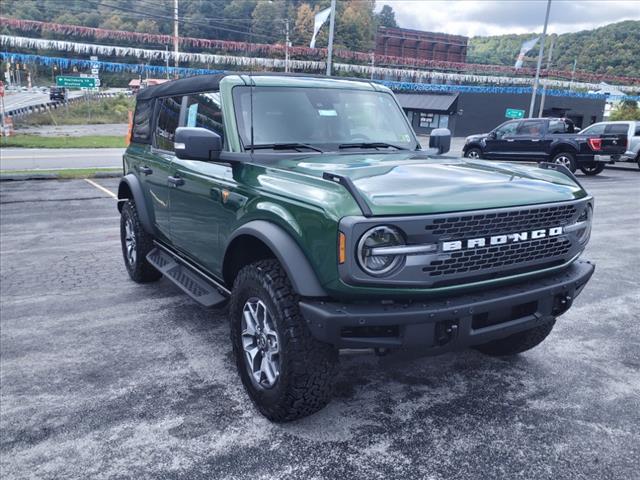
[441,226,563,252]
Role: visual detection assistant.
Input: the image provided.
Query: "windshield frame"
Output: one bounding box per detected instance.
[231,85,420,153]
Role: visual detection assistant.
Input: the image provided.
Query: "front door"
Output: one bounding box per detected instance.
[168,91,235,277]
[484,120,520,159]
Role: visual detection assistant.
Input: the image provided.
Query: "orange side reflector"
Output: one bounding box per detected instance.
[338,232,346,264]
[126,110,133,146]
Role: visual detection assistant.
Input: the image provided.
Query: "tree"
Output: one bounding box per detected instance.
[293,3,317,47]
[609,100,640,121]
[376,5,398,29]
[251,0,286,43]
[336,0,375,51]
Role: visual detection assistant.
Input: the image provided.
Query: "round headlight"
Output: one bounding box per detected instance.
[577,204,593,244]
[357,226,405,276]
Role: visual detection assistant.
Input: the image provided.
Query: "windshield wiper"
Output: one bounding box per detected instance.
[247,143,323,153]
[338,142,408,151]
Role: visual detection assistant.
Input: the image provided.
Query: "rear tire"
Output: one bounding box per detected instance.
[120,200,162,283]
[464,147,482,159]
[579,162,605,176]
[474,319,556,356]
[229,259,337,422]
[551,152,577,173]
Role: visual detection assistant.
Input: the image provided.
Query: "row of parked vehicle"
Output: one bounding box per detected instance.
[462,118,638,175]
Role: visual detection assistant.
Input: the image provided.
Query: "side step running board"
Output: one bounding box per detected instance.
[146,247,227,307]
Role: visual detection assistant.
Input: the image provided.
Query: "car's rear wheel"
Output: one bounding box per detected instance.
[580,162,605,176]
[230,259,337,422]
[120,200,162,283]
[464,147,482,159]
[551,152,577,172]
[474,319,556,356]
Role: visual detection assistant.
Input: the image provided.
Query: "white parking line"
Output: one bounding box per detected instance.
[84,178,117,199]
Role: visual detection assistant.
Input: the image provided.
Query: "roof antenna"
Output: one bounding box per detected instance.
[249,24,254,155]
[250,76,255,155]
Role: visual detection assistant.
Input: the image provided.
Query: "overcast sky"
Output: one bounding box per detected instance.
[375,0,640,37]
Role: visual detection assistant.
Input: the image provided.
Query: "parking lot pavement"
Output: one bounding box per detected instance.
[1,170,639,480]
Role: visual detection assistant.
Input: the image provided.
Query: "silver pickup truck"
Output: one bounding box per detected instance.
[580,121,640,169]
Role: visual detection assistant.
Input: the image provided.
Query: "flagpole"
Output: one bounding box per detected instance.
[538,36,554,117]
[326,0,336,76]
[528,0,551,118]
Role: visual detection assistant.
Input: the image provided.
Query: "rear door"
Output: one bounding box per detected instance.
[484,120,520,159]
[513,119,547,161]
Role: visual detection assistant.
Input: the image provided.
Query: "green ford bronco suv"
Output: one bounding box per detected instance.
[118,73,595,421]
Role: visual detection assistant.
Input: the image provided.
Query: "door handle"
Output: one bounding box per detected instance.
[506,139,515,142]
[167,175,184,187]
[531,139,541,142]
[139,165,153,175]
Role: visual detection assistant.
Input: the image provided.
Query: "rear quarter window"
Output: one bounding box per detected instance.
[605,124,630,135]
[131,98,154,144]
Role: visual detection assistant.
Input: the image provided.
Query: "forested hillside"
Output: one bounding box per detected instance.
[468,21,640,78]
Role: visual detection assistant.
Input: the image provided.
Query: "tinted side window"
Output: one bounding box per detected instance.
[548,120,567,134]
[516,120,545,136]
[185,91,225,146]
[635,124,640,136]
[582,124,606,136]
[495,121,519,138]
[132,98,153,143]
[604,124,629,135]
[154,96,183,151]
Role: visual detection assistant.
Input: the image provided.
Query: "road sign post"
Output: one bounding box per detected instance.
[56,76,96,88]
[505,108,525,119]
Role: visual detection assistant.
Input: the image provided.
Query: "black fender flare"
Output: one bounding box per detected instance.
[117,174,154,233]
[224,220,328,298]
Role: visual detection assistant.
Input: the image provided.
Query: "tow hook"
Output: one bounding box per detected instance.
[552,294,573,316]
[374,347,391,357]
[435,320,459,346]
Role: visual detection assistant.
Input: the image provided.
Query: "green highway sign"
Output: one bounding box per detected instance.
[505,108,525,119]
[56,76,96,88]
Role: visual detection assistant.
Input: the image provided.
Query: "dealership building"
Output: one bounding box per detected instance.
[394,90,607,137]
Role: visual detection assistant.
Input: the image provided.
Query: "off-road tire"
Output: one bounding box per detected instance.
[120,200,162,283]
[551,152,577,173]
[464,147,482,159]
[474,319,556,356]
[580,162,605,176]
[229,259,337,422]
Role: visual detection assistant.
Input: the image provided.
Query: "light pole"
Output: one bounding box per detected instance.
[326,0,336,76]
[528,0,552,118]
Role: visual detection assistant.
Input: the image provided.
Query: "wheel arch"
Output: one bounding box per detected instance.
[117,174,153,233]
[223,220,328,298]
[550,142,578,157]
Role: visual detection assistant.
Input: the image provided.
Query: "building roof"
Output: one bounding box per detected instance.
[395,93,459,113]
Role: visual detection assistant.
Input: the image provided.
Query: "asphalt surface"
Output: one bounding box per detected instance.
[0,148,124,171]
[1,90,85,112]
[1,170,639,479]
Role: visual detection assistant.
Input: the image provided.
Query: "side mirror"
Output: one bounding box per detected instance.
[429,128,451,154]
[487,131,497,140]
[174,127,222,161]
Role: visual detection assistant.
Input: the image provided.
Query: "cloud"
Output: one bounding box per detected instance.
[376,0,640,37]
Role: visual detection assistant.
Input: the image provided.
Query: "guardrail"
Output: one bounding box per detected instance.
[4,91,131,119]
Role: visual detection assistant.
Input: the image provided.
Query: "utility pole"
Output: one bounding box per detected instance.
[528,0,551,118]
[173,0,179,75]
[538,36,554,117]
[165,45,170,79]
[326,0,336,76]
[285,19,290,73]
[569,58,577,90]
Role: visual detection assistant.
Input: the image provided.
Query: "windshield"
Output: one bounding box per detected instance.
[232,86,417,151]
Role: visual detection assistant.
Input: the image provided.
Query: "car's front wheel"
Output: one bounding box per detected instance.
[229,259,337,422]
[464,147,482,159]
[551,152,577,172]
[474,319,556,356]
[580,162,605,176]
[120,200,162,283]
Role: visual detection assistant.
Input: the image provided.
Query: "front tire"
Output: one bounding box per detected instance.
[464,147,482,159]
[474,319,556,356]
[229,259,337,422]
[120,200,162,283]
[580,162,605,176]
[551,152,577,173]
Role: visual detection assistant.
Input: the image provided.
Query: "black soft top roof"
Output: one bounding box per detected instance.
[136,73,228,100]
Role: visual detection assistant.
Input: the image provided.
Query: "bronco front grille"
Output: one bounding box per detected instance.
[423,236,571,277]
[425,204,577,239]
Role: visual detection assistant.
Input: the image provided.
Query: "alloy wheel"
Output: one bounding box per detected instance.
[124,217,137,265]
[241,298,281,389]
[467,150,480,159]
[554,155,572,168]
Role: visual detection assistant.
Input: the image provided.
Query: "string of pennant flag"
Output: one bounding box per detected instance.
[2,35,638,94]
[1,16,639,87]
[3,51,639,102]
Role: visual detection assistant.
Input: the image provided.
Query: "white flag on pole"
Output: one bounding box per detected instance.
[310,7,332,48]
[514,37,539,69]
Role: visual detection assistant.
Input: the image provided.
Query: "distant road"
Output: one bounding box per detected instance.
[0,148,124,171]
[2,91,84,112]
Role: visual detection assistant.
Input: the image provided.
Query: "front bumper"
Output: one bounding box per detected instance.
[300,260,594,350]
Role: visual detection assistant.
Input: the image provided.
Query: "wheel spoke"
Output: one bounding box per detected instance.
[261,356,277,384]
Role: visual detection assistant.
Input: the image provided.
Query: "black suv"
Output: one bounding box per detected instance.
[463,117,627,175]
[49,86,67,102]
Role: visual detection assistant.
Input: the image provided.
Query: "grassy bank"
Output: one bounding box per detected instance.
[15,94,134,127]
[0,168,122,179]
[1,135,126,148]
